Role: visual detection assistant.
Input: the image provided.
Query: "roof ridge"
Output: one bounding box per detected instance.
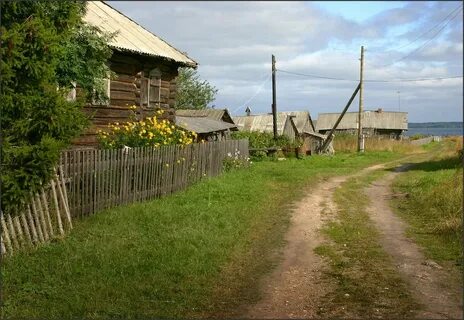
[94,1,197,66]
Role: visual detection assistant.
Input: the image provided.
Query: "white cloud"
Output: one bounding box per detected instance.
[109,1,463,122]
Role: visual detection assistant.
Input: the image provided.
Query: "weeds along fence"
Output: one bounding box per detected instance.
[60,139,249,218]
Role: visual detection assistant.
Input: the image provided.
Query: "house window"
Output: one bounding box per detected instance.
[141,68,161,109]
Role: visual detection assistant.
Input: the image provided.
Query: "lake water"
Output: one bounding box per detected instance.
[405,123,463,137]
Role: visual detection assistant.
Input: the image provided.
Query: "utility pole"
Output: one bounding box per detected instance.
[357,46,365,152]
[397,90,401,111]
[271,54,277,140]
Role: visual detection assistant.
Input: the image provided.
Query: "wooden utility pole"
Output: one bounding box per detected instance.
[271,54,278,140]
[357,46,365,152]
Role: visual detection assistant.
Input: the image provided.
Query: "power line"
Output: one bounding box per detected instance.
[276,69,463,82]
[231,73,271,113]
[371,4,463,53]
[374,5,463,68]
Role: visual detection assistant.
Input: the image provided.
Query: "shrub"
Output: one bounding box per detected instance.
[97,108,197,149]
[230,131,301,159]
[0,1,112,213]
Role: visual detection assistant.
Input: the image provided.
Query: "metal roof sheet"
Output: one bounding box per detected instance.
[232,114,290,135]
[316,111,408,131]
[175,116,237,134]
[175,109,233,123]
[84,1,197,67]
[279,111,315,133]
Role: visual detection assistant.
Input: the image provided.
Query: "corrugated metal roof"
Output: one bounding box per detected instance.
[175,116,237,134]
[175,109,233,123]
[84,1,197,67]
[279,111,315,134]
[316,111,408,131]
[232,114,290,135]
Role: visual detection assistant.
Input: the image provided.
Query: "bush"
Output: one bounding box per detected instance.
[97,107,197,149]
[230,131,301,159]
[0,1,112,213]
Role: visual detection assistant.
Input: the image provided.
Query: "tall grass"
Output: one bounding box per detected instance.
[333,134,421,153]
[391,138,463,262]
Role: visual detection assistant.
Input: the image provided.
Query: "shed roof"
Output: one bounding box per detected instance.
[175,116,237,134]
[279,111,315,134]
[316,111,408,131]
[175,109,234,124]
[232,114,291,135]
[84,1,197,67]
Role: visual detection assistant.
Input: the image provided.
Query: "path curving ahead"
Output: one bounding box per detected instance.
[365,166,463,319]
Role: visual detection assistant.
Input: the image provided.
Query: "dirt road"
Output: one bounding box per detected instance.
[366,166,463,319]
[242,163,462,319]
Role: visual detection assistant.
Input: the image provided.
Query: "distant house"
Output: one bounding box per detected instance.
[316,109,408,139]
[175,109,235,125]
[73,1,197,146]
[232,113,298,141]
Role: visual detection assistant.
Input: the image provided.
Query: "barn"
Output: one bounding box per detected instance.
[316,109,408,139]
[73,1,197,146]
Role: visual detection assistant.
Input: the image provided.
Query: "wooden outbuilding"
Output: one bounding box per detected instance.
[232,113,298,141]
[175,109,235,125]
[316,109,408,139]
[73,1,197,146]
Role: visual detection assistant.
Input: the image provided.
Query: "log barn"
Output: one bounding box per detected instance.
[316,109,408,139]
[73,1,197,146]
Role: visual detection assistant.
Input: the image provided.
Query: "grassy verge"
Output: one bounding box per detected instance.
[315,171,418,318]
[333,133,422,154]
[2,151,403,319]
[391,137,462,265]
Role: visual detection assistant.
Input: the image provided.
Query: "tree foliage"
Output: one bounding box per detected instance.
[174,68,218,110]
[0,0,113,212]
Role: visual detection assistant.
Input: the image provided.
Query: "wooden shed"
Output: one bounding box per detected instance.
[279,111,318,154]
[316,109,408,139]
[175,109,235,125]
[175,116,237,142]
[73,1,197,146]
[232,113,298,141]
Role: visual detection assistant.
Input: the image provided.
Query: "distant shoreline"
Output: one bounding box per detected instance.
[405,122,463,136]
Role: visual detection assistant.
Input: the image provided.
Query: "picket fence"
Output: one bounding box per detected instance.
[60,139,249,218]
[1,139,249,256]
[1,173,72,256]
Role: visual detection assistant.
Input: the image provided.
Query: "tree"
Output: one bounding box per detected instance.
[0,0,113,212]
[174,68,218,110]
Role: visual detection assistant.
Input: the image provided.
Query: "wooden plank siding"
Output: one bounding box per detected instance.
[60,140,249,218]
[73,51,180,147]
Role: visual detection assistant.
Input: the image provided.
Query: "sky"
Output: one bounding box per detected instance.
[109,1,463,123]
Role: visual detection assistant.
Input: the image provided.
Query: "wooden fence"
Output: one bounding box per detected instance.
[1,173,72,256]
[60,139,249,218]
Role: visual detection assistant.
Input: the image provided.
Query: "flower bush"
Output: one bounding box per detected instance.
[97,107,197,149]
[222,149,250,172]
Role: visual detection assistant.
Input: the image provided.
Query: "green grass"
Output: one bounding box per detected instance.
[2,151,403,319]
[315,171,418,318]
[391,142,462,264]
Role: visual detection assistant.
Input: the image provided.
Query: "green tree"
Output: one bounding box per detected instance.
[174,68,218,110]
[0,0,113,212]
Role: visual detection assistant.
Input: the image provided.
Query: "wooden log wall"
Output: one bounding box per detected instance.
[60,139,249,218]
[1,172,72,256]
[73,51,182,147]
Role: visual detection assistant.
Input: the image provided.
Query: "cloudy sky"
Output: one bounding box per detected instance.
[110,1,463,122]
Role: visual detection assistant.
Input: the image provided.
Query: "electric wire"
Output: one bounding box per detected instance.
[231,73,272,113]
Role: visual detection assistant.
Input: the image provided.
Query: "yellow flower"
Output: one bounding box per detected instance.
[176,159,181,164]
[165,163,169,167]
